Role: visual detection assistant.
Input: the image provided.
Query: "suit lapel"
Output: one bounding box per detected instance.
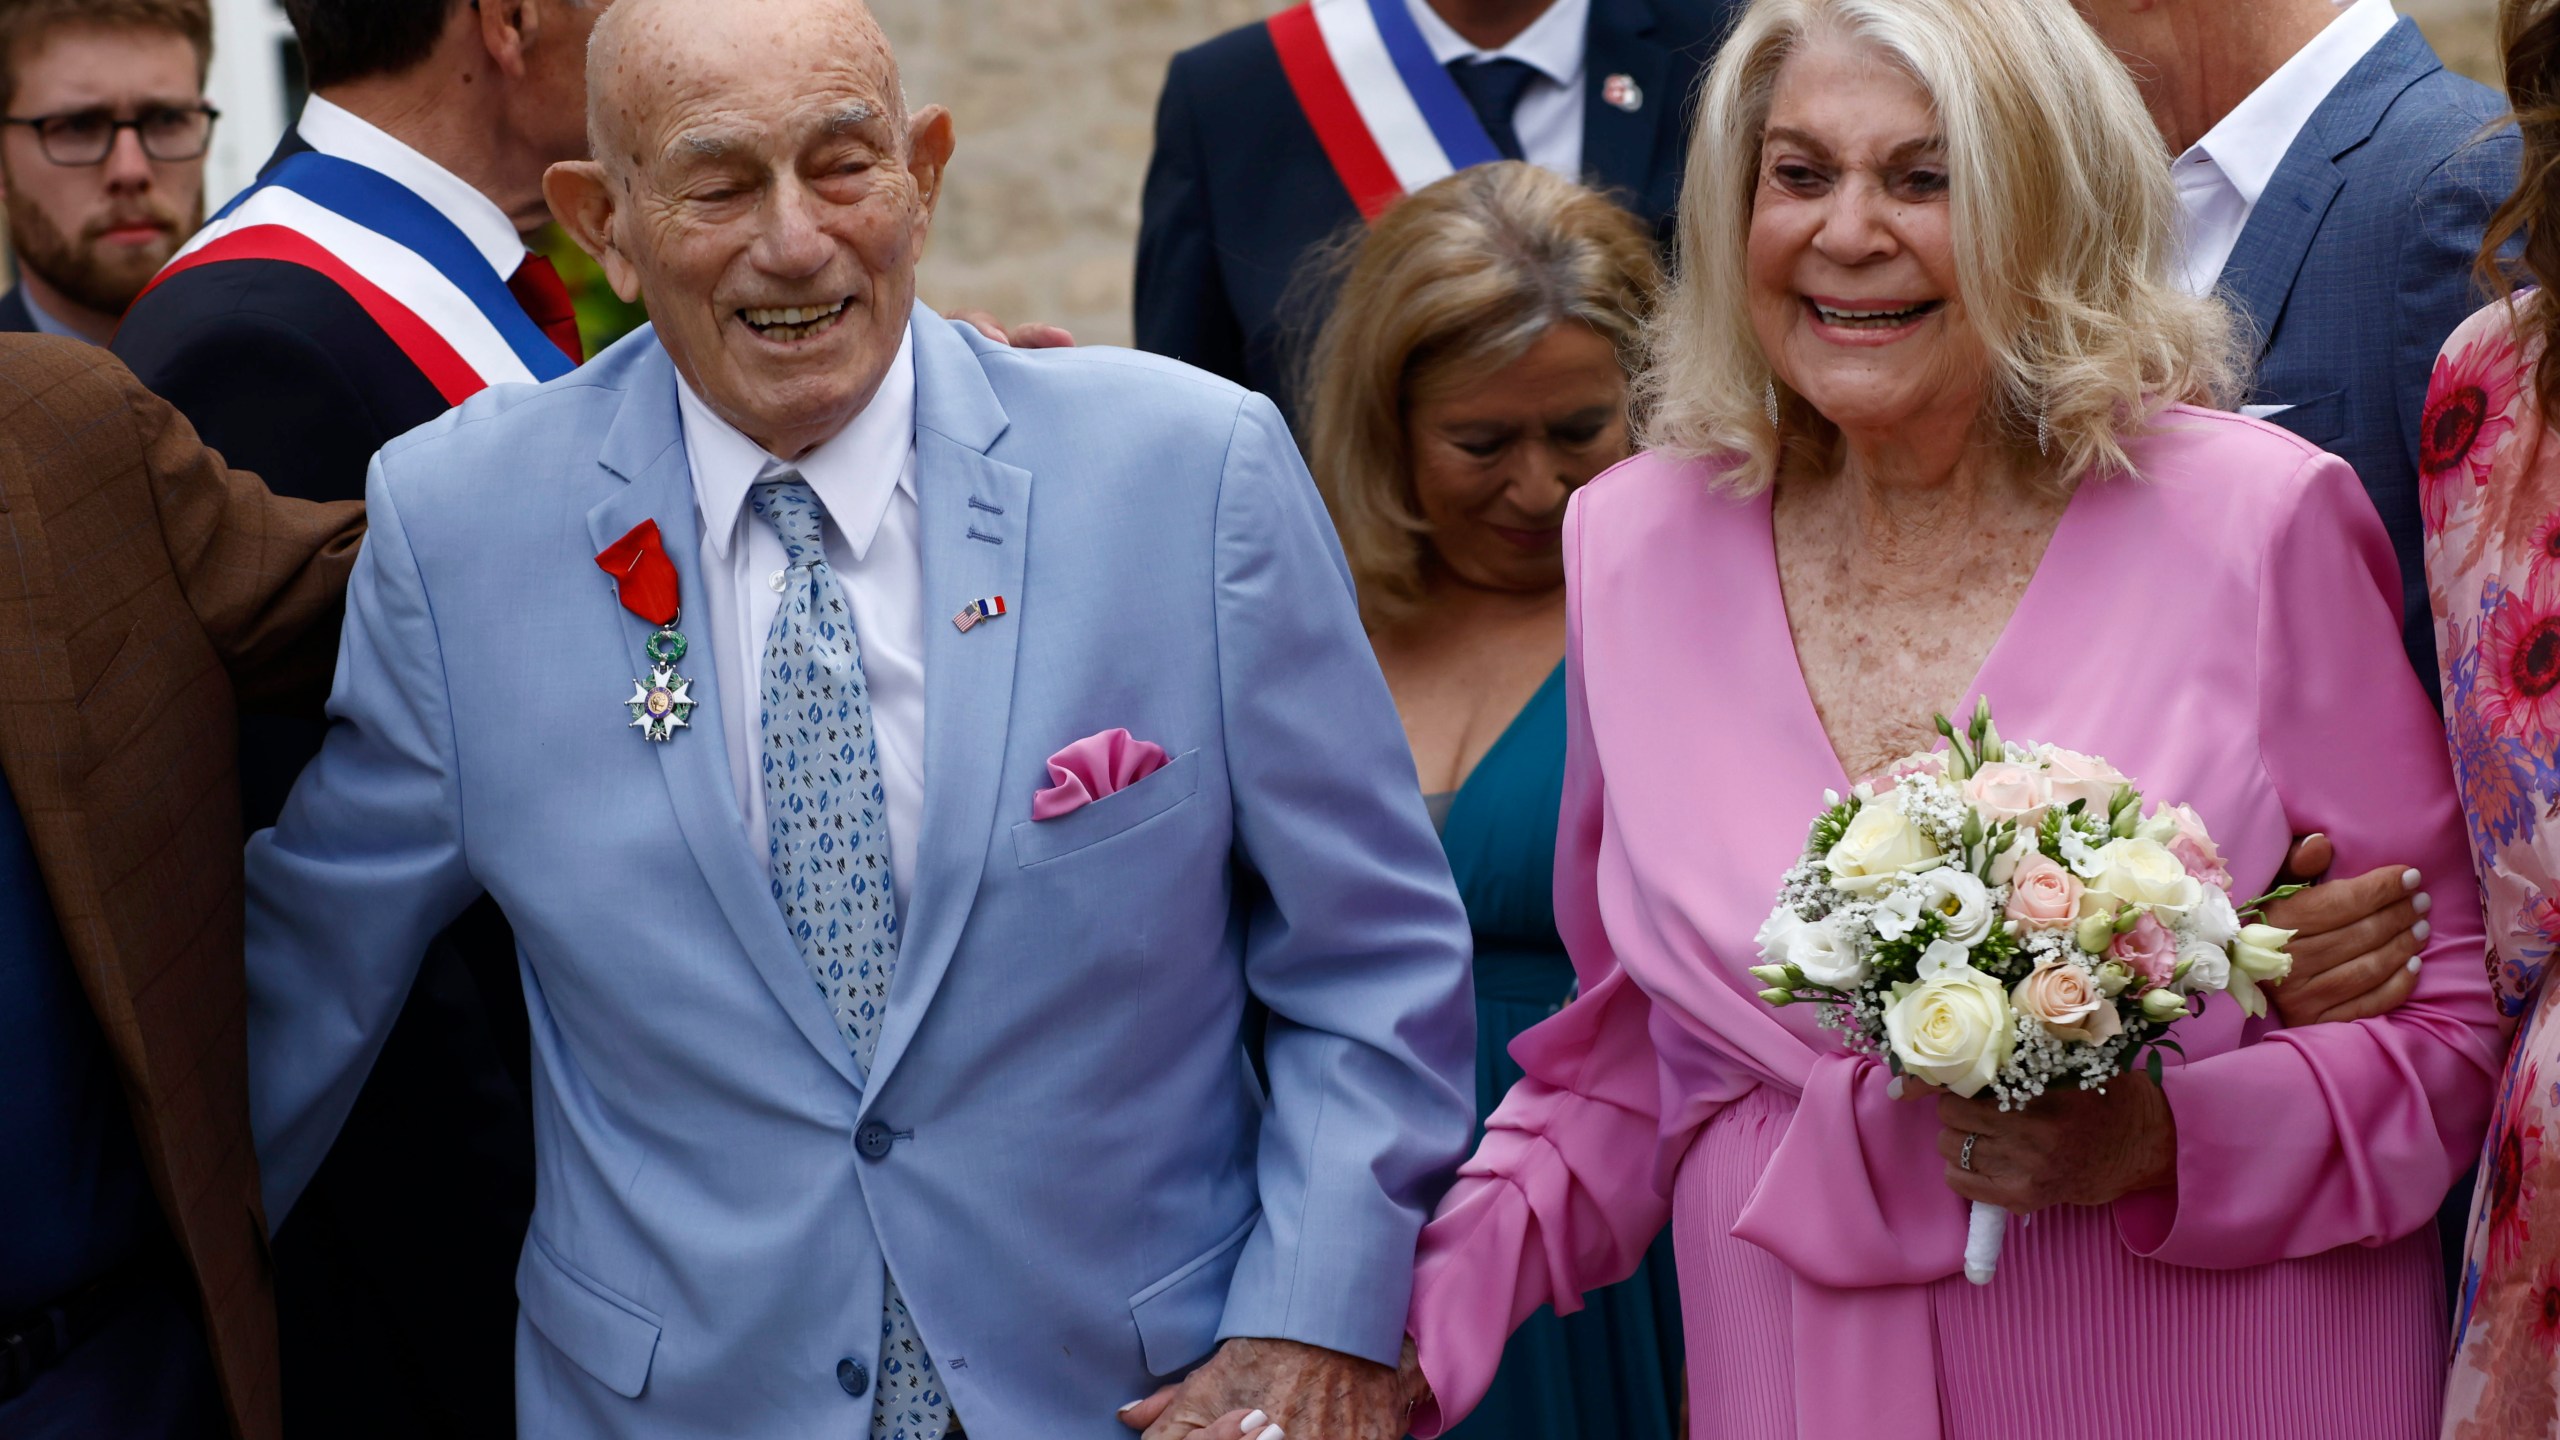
[863,313,1029,1101]
[2216,19,2439,364]
[1581,0,1672,211]
[585,346,859,1088]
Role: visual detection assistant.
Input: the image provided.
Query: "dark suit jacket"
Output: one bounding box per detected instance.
[1135,0,1734,411]
[0,286,37,334]
[2224,17,2518,696]
[111,127,532,1440]
[0,336,361,1440]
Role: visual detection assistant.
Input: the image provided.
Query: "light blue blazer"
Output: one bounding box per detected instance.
[244,307,1476,1437]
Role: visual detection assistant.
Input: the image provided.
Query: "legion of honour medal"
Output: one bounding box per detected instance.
[595,519,696,744]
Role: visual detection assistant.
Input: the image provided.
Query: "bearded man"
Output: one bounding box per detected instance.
[0,0,210,343]
[243,0,1472,1436]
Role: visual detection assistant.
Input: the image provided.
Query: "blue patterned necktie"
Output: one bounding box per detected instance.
[749,464,950,1440]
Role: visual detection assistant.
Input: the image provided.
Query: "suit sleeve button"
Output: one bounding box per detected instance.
[837,1357,869,1397]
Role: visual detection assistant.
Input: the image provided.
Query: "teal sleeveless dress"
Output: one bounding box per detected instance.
[1428,665,1685,1440]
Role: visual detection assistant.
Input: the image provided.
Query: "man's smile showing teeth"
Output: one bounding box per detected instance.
[1806,297,1943,329]
[740,298,851,342]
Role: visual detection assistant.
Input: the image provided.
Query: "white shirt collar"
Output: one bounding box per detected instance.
[1405,0,1589,89]
[2174,0,2399,207]
[678,325,918,566]
[293,95,526,281]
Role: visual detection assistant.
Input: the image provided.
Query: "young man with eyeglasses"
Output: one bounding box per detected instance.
[0,0,211,344]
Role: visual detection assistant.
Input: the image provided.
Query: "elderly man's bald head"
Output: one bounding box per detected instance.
[583,0,907,178]
[543,0,953,459]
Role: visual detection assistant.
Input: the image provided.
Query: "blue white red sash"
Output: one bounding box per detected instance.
[137,152,576,405]
[1266,0,1502,221]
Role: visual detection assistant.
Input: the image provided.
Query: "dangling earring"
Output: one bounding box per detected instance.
[2035,406,2052,458]
[1765,378,1782,431]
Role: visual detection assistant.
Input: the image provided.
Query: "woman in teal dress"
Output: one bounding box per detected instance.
[1302,161,1683,1440]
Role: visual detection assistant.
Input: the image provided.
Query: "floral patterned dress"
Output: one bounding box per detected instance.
[2428,296,2560,1438]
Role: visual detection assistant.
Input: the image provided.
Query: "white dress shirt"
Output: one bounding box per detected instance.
[294,94,528,284]
[676,331,927,916]
[2170,0,2399,296]
[1407,0,1590,179]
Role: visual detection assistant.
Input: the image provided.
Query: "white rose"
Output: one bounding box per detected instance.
[2089,838,2204,918]
[2174,939,2230,995]
[1824,798,1942,896]
[1919,869,1995,946]
[1787,917,1872,989]
[2188,889,2240,949]
[1884,968,2015,1097]
[1872,887,1927,942]
[1757,908,1807,967]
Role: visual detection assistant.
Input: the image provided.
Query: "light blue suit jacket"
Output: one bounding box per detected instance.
[244,308,1476,1436]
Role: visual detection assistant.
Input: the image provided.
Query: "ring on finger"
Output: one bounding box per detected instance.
[1959,1132,1980,1173]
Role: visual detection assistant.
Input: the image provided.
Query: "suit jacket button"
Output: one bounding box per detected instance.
[837,1357,869,1397]
[856,1120,894,1161]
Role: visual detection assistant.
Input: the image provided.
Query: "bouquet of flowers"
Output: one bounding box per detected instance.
[1749,701,2300,1282]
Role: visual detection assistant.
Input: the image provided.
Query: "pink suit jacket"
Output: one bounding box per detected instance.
[1406,407,2505,1437]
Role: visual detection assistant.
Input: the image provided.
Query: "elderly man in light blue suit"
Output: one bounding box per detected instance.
[241,0,1473,1436]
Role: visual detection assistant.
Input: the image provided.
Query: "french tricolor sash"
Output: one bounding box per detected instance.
[1267,0,1503,222]
[137,151,576,406]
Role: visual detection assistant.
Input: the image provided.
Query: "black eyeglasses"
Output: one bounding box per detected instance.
[1,104,220,166]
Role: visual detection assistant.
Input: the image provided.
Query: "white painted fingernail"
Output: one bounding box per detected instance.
[2404,868,2424,892]
[1255,1427,1285,1440]
[2413,892,2432,915]
[1887,1076,1906,1100]
[1239,1413,1268,1435]
[2412,919,2431,942]
[1118,1401,1141,1416]
[2407,955,2424,974]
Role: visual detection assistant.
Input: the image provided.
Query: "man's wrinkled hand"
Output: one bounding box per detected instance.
[2262,834,2428,1026]
[1118,1337,1407,1440]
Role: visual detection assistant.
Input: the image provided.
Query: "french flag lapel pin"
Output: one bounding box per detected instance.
[952,594,1009,633]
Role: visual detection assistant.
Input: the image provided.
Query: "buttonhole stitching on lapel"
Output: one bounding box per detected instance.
[966,496,1004,515]
[965,527,1002,545]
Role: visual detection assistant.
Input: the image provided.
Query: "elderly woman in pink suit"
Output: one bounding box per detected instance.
[1396,0,2505,1436]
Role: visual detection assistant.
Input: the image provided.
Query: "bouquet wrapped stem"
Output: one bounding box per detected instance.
[1750,701,2301,1282]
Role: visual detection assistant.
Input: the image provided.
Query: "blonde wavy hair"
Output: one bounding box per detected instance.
[1304,162,1661,622]
[1641,0,2243,490]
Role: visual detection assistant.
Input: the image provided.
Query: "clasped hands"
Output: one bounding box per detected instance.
[1117,1336,1427,1440]
[1920,834,2427,1213]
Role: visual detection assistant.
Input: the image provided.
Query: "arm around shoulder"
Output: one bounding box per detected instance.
[115,357,363,713]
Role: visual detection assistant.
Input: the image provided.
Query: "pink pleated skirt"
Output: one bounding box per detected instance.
[1674,1086,2448,1439]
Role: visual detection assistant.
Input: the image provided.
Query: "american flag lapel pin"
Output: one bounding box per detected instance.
[952,594,1008,633]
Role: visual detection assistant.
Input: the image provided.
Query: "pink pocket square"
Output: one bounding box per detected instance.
[1031,729,1169,821]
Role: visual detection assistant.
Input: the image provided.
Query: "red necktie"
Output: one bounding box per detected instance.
[507,253,584,365]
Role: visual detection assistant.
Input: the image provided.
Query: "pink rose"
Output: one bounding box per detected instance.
[1866,751,1948,787]
[2004,852,2083,931]
[2110,911,2177,987]
[2159,804,2233,891]
[2042,746,2129,812]
[2011,959,2123,1044]
[1963,762,2053,823]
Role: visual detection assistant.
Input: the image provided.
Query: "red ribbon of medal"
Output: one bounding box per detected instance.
[595,521,695,742]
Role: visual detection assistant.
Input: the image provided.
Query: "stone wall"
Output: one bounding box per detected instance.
[887,0,2502,350]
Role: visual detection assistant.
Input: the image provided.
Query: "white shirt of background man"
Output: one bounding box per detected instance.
[294,94,529,284]
[676,328,927,918]
[1406,0,1591,180]
[2169,0,2399,297]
